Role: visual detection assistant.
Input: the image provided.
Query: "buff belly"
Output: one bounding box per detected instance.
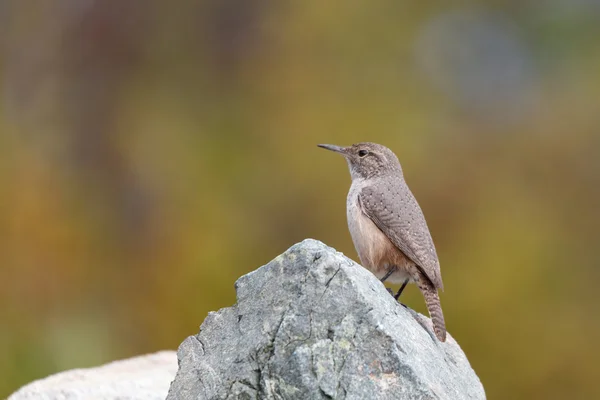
[347,189,416,284]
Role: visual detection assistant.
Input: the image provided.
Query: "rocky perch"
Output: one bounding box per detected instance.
[167,239,485,400]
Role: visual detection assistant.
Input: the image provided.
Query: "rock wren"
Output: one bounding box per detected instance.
[318,142,446,341]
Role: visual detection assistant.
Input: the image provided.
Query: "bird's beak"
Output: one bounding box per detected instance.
[317,144,347,155]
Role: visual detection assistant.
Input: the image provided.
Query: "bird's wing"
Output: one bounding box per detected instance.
[359,179,443,290]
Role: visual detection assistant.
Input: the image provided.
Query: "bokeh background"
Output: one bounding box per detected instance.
[1,1,599,398]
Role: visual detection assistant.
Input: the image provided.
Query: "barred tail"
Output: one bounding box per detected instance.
[418,277,447,342]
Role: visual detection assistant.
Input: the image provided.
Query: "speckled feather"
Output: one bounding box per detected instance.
[359,177,444,290]
[318,141,447,341]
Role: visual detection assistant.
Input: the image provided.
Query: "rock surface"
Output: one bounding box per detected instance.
[167,239,485,400]
[8,351,177,400]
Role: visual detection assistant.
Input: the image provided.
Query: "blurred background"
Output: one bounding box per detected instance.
[1,1,599,398]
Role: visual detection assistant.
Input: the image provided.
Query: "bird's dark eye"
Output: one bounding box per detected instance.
[358,150,369,157]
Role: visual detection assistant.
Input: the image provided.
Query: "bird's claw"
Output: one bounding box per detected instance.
[385,288,407,308]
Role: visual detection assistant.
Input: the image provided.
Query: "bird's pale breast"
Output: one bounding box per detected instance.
[346,179,415,284]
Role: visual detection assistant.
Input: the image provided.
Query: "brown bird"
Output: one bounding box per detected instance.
[318,142,446,341]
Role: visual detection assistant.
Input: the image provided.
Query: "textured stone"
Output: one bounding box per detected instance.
[8,351,177,400]
[167,239,485,400]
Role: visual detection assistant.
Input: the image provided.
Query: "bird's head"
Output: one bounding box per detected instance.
[318,142,403,180]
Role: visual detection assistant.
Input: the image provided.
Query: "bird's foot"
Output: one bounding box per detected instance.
[386,289,408,308]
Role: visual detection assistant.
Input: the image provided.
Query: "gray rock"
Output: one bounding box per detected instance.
[167,239,485,400]
[8,351,177,400]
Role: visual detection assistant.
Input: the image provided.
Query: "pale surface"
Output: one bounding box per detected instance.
[8,351,177,400]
